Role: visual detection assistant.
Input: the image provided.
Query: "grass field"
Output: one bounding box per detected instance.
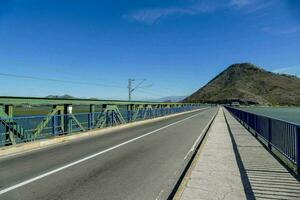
[13,104,131,116]
[14,106,91,116]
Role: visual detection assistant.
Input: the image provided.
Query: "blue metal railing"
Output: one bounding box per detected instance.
[225,106,300,175]
[0,106,205,146]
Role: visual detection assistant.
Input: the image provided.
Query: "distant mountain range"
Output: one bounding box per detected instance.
[45,95,77,99]
[45,95,185,102]
[150,96,186,102]
[184,63,300,106]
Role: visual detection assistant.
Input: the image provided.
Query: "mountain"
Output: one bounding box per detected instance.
[45,94,77,99]
[151,96,187,102]
[184,63,300,106]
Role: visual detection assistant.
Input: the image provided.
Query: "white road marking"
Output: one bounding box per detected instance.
[0,111,205,195]
[183,110,217,160]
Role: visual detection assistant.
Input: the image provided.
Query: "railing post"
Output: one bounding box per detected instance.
[62,104,71,134]
[1,105,15,145]
[105,111,109,127]
[52,116,56,135]
[111,111,114,126]
[296,127,300,175]
[268,118,272,149]
[246,113,250,130]
[127,110,131,123]
[254,116,258,138]
[90,105,95,128]
[127,104,132,122]
[69,115,72,133]
[88,113,92,130]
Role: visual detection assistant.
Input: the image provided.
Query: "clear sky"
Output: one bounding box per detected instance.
[0,0,299,100]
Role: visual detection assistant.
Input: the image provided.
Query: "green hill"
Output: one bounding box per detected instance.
[184,63,300,106]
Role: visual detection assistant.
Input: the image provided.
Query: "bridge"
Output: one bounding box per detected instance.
[0,96,202,146]
[0,96,299,200]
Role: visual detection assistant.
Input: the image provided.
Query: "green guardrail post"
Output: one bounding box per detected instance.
[2,105,15,145]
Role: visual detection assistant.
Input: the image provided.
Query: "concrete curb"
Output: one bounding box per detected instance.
[171,107,219,200]
[0,108,208,158]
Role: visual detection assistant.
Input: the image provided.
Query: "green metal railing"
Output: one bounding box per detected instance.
[0,96,205,146]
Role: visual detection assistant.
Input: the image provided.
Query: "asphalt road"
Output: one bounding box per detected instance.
[0,107,217,200]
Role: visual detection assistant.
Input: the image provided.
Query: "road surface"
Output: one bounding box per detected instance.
[0,108,217,200]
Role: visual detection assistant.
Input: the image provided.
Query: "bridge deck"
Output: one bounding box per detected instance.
[179,108,300,200]
[0,108,216,200]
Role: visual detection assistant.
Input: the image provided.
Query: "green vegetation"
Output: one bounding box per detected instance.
[185,63,300,106]
[14,105,96,116]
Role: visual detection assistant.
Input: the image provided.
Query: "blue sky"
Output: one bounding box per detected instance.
[0,0,299,100]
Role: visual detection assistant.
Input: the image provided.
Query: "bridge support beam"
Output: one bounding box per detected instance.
[33,104,86,137]
[0,105,26,145]
[0,105,14,144]
[94,105,126,128]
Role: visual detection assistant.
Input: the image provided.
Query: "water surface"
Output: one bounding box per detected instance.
[239,107,300,125]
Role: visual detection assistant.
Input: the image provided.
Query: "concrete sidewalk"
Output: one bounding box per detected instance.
[178,107,300,200]
[223,109,300,200]
[179,108,247,200]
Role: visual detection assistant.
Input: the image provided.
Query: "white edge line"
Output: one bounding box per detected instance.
[183,109,217,160]
[0,111,205,195]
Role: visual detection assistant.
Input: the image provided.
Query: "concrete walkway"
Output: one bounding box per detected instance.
[179,108,247,200]
[224,109,300,200]
[178,107,300,200]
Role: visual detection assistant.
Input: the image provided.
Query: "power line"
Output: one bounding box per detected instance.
[0,72,189,99]
[0,72,127,89]
[131,79,146,91]
[128,78,150,101]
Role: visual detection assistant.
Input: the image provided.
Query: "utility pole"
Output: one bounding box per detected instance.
[128,78,134,101]
[128,78,147,101]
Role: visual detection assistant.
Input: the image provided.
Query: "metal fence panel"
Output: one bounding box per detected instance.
[225,106,300,174]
